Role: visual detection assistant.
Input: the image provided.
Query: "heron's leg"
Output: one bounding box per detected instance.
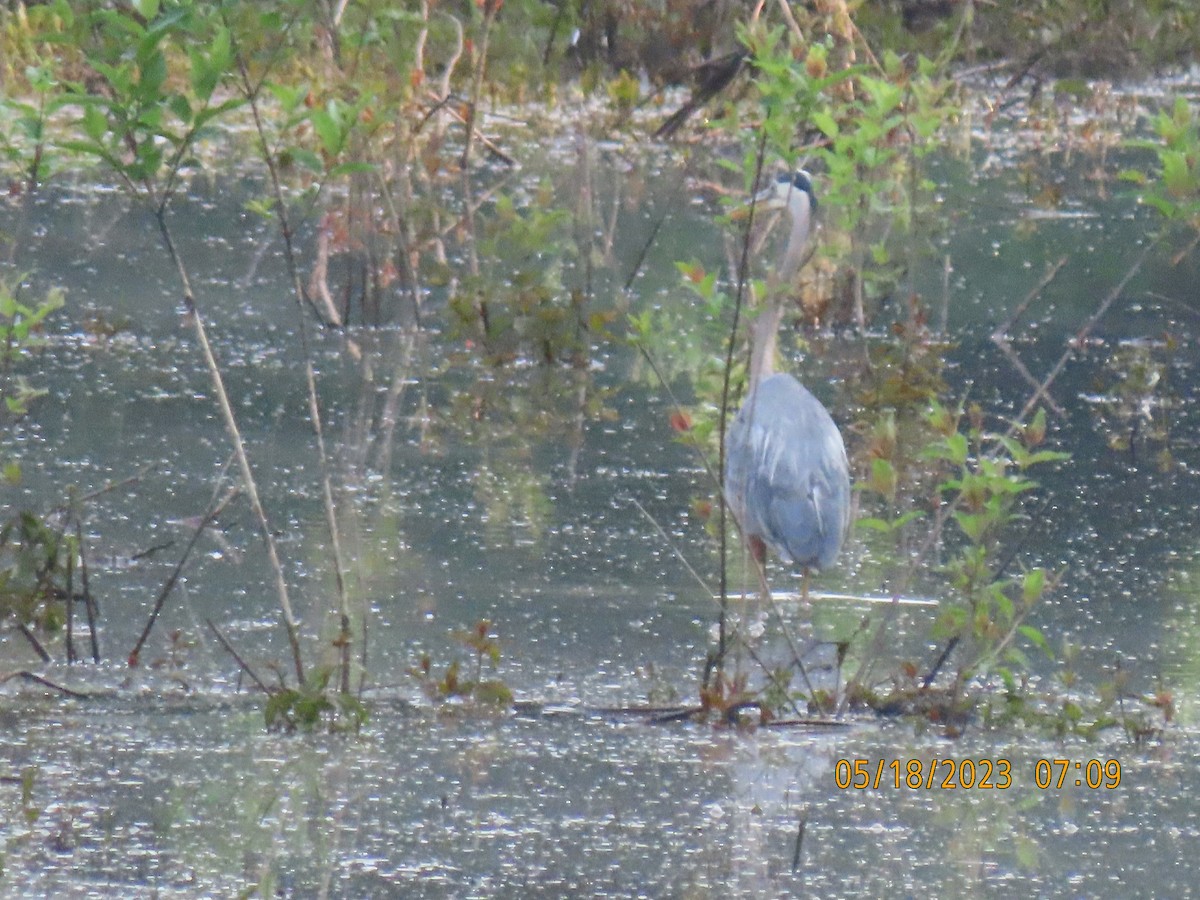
[738,539,819,706]
[747,535,772,605]
[756,560,817,701]
[801,566,811,603]
[730,535,762,679]
[749,536,771,602]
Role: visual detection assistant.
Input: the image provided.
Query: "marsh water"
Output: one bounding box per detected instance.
[3,110,1200,896]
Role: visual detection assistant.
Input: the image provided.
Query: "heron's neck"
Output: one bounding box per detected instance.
[748,295,783,391]
[777,193,812,284]
[749,194,810,391]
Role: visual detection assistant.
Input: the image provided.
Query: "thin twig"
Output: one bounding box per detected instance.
[231,35,357,692]
[921,636,959,689]
[373,168,425,327]
[460,1,501,169]
[774,0,804,43]
[230,46,338,326]
[628,501,816,720]
[991,338,1066,416]
[65,532,75,664]
[75,519,99,663]
[754,561,818,699]
[624,203,669,292]
[129,540,176,562]
[990,255,1068,340]
[630,499,811,718]
[16,623,50,663]
[0,670,90,700]
[629,498,713,597]
[632,344,723,489]
[154,209,307,686]
[48,464,156,518]
[791,812,807,872]
[441,99,516,167]
[206,619,272,694]
[128,488,240,667]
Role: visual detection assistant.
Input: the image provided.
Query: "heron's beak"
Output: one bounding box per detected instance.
[728,183,785,221]
[751,183,785,208]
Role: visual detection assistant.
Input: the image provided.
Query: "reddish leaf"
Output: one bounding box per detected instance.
[669,410,692,432]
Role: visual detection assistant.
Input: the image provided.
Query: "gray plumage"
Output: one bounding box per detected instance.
[726,373,850,569]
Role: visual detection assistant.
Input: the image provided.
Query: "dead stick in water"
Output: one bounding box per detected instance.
[0,670,90,699]
[791,811,807,872]
[1018,240,1156,423]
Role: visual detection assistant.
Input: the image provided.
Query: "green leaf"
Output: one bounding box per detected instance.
[82,104,107,142]
[1021,568,1046,604]
[939,432,969,465]
[132,0,160,20]
[244,198,276,219]
[1161,150,1195,198]
[144,6,187,37]
[869,457,897,498]
[265,82,310,113]
[1003,645,1030,670]
[626,310,652,339]
[1021,449,1069,467]
[953,510,987,544]
[167,93,192,124]
[1143,194,1178,219]
[994,590,1014,622]
[288,148,324,173]
[89,60,133,96]
[137,49,168,100]
[130,141,164,179]
[811,109,839,138]
[190,55,219,101]
[210,25,232,72]
[310,106,343,158]
[856,516,894,533]
[57,139,123,171]
[1018,624,1052,657]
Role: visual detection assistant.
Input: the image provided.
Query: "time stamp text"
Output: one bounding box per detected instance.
[834,758,1122,791]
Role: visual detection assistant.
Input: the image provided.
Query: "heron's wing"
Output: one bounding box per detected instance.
[731,376,850,569]
[761,427,850,570]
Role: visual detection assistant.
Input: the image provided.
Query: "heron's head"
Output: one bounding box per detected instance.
[753,170,818,217]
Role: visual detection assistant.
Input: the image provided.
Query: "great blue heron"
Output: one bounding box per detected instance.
[725,171,851,588]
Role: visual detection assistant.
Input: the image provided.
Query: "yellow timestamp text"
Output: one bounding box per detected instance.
[833,758,1123,791]
[1033,758,1122,789]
